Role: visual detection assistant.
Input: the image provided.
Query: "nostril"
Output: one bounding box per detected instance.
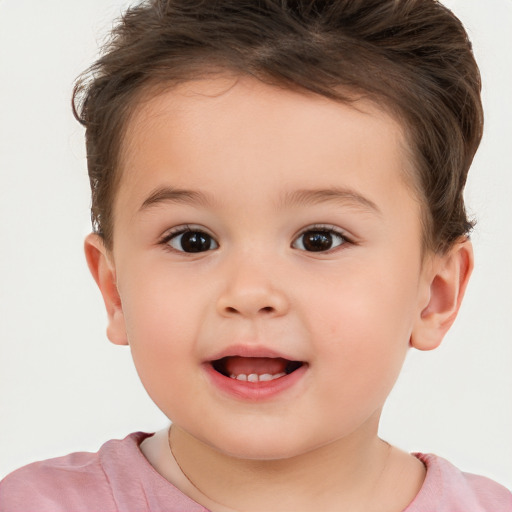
[223,306,275,314]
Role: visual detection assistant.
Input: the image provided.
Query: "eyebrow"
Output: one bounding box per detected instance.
[278,187,381,215]
[140,187,215,211]
[139,185,381,215]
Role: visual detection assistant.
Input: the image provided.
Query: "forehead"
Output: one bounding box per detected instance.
[117,75,417,221]
[123,75,406,152]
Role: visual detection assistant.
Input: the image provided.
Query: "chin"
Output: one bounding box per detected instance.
[199,426,319,461]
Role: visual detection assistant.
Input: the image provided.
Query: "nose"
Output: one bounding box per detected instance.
[216,256,290,319]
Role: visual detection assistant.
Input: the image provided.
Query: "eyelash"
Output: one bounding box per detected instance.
[158,224,352,255]
[159,225,219,255]
[292,224,351,253]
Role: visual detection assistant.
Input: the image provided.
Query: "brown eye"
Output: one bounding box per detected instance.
[293,229,346,252]
[167,230,218,253]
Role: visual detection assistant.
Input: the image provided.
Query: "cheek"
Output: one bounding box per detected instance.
[120,259,203,340]
[117,266,205,400]
[306,265,417,345]
[302,262,418,400]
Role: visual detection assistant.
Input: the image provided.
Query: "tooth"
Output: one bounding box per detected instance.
[231,372,288,382]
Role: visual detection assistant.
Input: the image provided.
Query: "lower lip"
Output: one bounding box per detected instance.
[203,363,308,401]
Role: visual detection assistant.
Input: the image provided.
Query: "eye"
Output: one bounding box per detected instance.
[292,226,348,252]
[162,227,219,253]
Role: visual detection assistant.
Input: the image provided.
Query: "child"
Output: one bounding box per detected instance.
[1,0,511,510]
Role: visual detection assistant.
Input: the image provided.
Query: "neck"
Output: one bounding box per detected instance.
[168,414,399,512]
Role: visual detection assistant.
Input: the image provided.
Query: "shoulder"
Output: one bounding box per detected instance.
[0,432,150,512]
[405,453,512,512]
[0,450,113,512]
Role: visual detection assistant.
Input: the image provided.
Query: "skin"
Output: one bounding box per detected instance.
[86,75,473,512]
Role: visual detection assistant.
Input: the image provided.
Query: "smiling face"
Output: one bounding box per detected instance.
[88,75,439,459]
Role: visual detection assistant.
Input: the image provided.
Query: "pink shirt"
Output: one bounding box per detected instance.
[1,432,511,511]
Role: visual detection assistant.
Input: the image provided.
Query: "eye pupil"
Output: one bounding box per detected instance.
[303,231,333,252]
[181,232,211,252]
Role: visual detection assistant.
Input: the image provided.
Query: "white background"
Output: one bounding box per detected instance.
[0,0,511,489]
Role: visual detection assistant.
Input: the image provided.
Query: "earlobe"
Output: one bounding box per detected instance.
[84,233,128,346]
[411,238,474,351]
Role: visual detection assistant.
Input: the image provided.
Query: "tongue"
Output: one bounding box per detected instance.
[224,357,288,376]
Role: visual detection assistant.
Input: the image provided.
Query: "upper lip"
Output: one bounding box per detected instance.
[206,344,302,363]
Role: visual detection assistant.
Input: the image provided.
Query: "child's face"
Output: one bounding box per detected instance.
[100,76,435,459]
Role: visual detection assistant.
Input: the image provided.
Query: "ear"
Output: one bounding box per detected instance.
[84,233,128,346]
[411,238,474,351]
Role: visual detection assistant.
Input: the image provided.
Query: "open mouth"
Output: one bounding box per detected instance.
[211,356,304,383]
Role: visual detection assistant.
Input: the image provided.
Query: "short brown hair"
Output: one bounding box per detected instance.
[73,0,483,252]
